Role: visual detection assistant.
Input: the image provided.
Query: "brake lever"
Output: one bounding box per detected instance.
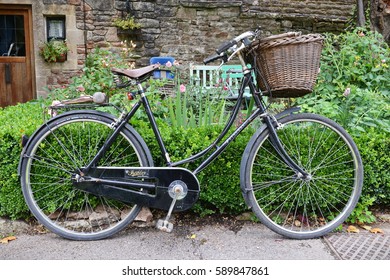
[227,43,246,62]
[216,55,228,70]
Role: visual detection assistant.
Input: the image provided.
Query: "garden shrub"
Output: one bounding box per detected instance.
[0,98,389,219]
[354,129,390,206]
[0,101,250,218]
[0,101,45,219]
[49,46,135,100]
[294,27,389,219]
[296,27,389,136]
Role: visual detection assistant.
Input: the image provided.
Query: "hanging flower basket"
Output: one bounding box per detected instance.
[114,16,141,37]
[39,39,69,63]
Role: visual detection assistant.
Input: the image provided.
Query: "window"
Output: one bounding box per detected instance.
[0,14,26,56]
[46,16,65,41]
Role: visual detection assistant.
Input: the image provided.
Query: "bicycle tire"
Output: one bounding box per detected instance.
[20,111,153,240]
[241,113,363,239]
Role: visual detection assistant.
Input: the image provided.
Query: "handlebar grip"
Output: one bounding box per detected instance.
[203,53,222,65]
[216,39,237,54]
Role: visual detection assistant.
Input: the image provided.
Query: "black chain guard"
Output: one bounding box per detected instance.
[73,167,200,212]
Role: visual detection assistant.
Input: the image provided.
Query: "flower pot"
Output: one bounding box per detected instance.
[55,53,67,63]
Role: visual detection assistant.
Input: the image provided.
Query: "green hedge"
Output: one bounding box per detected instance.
[0,101,389,219]
[0,101,46,219]
[354,129,390,205]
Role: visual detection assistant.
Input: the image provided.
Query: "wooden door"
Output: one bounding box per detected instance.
[0,5,34,107]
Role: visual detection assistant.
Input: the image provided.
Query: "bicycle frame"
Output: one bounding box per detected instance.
[83,66,307,178]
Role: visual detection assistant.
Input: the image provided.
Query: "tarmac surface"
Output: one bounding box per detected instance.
[1,213,389,280]
[1,211,389,260]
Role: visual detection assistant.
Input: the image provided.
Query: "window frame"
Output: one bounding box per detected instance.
[46,16,66,41]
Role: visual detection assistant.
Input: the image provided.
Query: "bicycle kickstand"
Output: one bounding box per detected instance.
[156,185,184,233]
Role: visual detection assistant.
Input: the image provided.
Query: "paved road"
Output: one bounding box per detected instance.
[1,217,389,280]
[0,221,336,260]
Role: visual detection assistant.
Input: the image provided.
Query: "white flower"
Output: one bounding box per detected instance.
[343,88,351,97]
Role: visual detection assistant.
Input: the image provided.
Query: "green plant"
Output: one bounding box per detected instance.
[347,196,377,224]
[39,39,69,63]
[293,27,390,222]
[354,128,390,206]
[49,46,135,101]
[113,16,141,30]
[165,86,228,128]
[0,98,389,219]
[0,101,45,219]
[337,87,389,136]
[295,27,390,137]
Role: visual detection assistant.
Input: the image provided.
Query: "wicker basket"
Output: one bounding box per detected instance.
[246,33,324,98]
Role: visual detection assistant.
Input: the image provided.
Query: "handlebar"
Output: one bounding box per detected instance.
[204,30,257,65]
[216,39,237,55]
[203,53,226,64]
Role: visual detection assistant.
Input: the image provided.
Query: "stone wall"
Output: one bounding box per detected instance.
[47,0,357,94]
[120,0,355,65]
[371,0,390,42]
[0,0,356,97]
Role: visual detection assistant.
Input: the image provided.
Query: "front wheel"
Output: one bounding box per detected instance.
[241,113,363,239]
[20,111,153,240]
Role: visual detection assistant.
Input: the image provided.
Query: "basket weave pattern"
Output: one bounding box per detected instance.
[248,33,324,98]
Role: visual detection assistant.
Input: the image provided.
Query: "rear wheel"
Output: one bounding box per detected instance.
[20,112,152,240]
[241,113,363,239]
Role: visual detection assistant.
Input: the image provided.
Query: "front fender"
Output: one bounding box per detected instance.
[239,106,301,208]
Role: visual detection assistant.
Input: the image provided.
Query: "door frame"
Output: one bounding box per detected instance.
[0,4,35,105]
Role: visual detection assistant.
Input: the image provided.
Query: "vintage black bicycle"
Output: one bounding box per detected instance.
[19,30,363,240]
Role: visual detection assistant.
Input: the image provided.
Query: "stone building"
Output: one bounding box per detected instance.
[0,0,358,107]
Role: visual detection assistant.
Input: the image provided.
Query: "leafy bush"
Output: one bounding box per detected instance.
[296,27,390,137]
[294,27,390,219]
[354,128,390,206]
[0,100,250,218]
[49,46,136,100]
[2,97,388,220]
[0,101,45,219]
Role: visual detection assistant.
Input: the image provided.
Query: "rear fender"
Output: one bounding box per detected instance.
[18,110,153,176]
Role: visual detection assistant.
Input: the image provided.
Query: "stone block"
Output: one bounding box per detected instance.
[134,207,153,223]
[139,18,160,29]
[43,0,67,4]
[87,0,114,11]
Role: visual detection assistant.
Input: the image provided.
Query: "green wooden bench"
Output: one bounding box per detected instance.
[189,64,254,100]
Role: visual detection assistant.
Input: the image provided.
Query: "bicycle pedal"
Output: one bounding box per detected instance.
[156,219,174,233]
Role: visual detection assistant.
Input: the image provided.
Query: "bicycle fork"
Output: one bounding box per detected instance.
[263,115,310,179]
